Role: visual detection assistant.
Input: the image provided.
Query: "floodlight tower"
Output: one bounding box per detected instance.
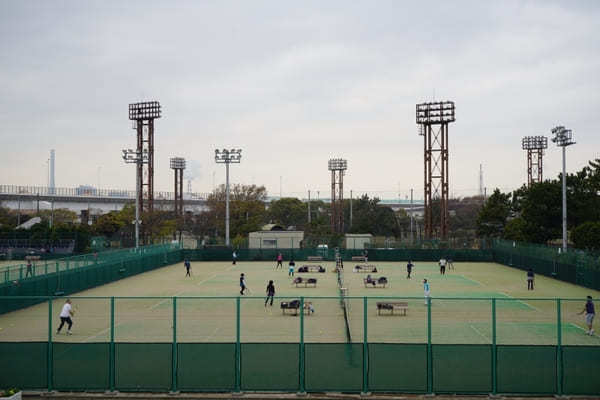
[170,157,186,217]
[551,126,575,253]
[122,148,149,249]
[215,149,242,246]
[128,101,161,213]
[328,158,347,234]
[521,136,548,187]
[416,101,455,240]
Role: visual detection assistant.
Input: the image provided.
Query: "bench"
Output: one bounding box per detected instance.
[280,300,314,315]
[353,264,377,273]
[307,256,323,261]
[293,277,317,288]
[352,256,366,262]
[25,255,41,261]
[363,277,388,288]
[298,265,326,273]
[376,302,408,316]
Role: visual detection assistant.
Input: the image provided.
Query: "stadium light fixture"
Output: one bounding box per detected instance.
[551,126,575,253]
[215,149,242,246]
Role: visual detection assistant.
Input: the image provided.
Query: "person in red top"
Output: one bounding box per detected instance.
[276,253,283,269]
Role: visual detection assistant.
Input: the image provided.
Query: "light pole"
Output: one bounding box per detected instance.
[215,148,242,246]
[551,126,575,253]
[123,148,149,249]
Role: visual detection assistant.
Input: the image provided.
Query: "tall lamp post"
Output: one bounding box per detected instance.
[551,126,575,252]
[123,148,149,249]
[215,149,242,247]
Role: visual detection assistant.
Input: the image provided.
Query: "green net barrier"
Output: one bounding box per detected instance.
[241,343,299,391]
[432,344,492,393]
[496,345,557,394]
[177,343,236,391]
[304,343,363,392]
[183,248,494,262]
[53,343,109,390]
[1,295,599,394]
[492,239,600,291]
[561,346,600,395]
[368,343,427,392]
[115,343,172,391]
[0,342,48,389]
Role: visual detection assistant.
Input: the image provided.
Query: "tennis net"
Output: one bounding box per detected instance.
[336,267,352,343]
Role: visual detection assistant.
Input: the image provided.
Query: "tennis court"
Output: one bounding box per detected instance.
[0,260,598,346]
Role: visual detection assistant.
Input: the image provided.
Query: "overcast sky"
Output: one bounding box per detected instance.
[1,1,598,200]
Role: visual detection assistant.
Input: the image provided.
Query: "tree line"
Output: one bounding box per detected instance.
[477,159,600,251]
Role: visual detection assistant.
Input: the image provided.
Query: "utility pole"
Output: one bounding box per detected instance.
[308,190,311,223]
[350,189,353,228]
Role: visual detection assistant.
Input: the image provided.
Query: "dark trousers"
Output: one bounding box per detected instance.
[240,286,245,295]
[265,295,274,306]
[407,269,412,279]
[527,279,534,290]
[57,317,72,332]
[185,268,190,277]
[440,266,446,275]
[276,261,282,268]
[26,267,33,277]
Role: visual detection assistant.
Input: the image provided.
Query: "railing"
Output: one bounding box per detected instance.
[0,184,209,201]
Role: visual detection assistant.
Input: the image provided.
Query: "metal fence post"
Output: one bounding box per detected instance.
[362,297,368,394]
[299,296,305,394]
[427,296,432,394]
[47,297,53,392]
[235,297,241,392]
[492,298,497,395]
[556,299,562,395]
[172,297,177,392]
[109,297,115,392]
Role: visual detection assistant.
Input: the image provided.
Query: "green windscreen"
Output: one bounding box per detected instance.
[241,343,299,391]
[497,345,556,394]
[53,343,109,390]
[177,343,235,391]
[562,346,600,395]
[0,342,47,389]
[368,343,427,392]
[432,344,491,393]
[115,343,172,391]
[304,343,362,392]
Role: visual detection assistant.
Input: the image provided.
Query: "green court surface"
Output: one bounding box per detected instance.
[0,260,599,346]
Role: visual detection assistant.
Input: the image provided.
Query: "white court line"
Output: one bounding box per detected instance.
[569,322,587,332]
[470,324,490,342]
[498,291,539,311]
[460,275,484,286]
[149,264,238,310]
[205,326,220,341]
[86,264,238,341]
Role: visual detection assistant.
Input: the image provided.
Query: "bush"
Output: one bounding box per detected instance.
[572,221,600,251]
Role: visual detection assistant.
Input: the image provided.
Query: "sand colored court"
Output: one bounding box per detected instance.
[0,260,599,345]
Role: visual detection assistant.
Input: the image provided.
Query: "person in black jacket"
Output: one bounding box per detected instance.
[265,280,275,306]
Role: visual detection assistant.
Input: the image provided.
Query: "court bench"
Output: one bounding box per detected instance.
[376,301,408,316]
[293,277,317,288]
[364,277,388,288]
[353,264,378,273]
[280,300,313,315]
[352,256,366,262]
[307,256,323,261]
[298,265,326,273]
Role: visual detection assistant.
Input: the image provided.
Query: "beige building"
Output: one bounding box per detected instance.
[249,225,304,249]
[345,233,373,249]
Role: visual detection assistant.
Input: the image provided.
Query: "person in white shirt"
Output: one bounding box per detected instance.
[56,299,74,335]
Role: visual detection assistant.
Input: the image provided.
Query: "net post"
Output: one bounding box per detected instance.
[362,296,368,394]
[556,298,562,395]
[45,261,48,275]
[427,296,432,394]
[492,298,497,395]
[235,297,241,393]
[109,297,115,392]
[171,297,177,393]
[47,297,53,392]
[299,296,306,394]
